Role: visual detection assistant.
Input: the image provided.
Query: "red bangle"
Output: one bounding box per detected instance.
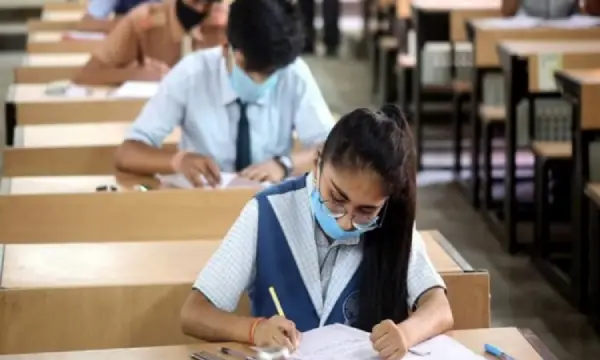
[249,317,265,345]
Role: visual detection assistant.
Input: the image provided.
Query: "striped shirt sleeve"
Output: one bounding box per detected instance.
[406,226,446,309]
[193,199,258,312]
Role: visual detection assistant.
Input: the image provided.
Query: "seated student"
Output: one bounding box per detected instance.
[502,0,600,17]
[180,105,454,359]
[72,0,228,85]
[114,0,333,186]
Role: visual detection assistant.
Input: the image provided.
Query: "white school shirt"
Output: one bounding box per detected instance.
[125,48,334,172]
[194,173,445,323]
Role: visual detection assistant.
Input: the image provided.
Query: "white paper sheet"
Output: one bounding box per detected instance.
[543,15,600,29]
[290,324,485,360]
[64,31,106,41]
[482,16,542,29]
[111,81,159,99]
[156,172,270,189]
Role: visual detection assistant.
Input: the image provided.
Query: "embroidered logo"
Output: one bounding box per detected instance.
[342,290,359,325]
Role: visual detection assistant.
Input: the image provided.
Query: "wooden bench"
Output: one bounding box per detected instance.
[0,230,490,354]
[0,327,556,359]
[14,53,89,83]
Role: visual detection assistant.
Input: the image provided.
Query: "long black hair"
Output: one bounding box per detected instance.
[320,104,417,331]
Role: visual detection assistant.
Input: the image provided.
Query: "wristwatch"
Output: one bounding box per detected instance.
[274,155,294,178]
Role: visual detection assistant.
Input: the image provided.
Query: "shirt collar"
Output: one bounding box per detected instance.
[218,57,271,106]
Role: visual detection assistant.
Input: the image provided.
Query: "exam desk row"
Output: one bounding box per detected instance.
[0,231,490,354]
[0,328,553,360]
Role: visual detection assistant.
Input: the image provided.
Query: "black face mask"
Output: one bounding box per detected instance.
[176,0,208,31]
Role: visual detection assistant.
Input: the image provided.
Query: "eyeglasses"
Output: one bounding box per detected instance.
[315,191,388,231]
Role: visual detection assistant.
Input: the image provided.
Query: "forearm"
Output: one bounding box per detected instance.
[181,292,257,343]
[114,140,176,175]
[290,146,320,175]
[397,291,454,347]
[501,0,520,16]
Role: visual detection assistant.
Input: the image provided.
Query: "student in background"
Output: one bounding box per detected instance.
[114,0,333,186]
[180,105,453,359]
[502,0,600,17]
[72,0,228,85]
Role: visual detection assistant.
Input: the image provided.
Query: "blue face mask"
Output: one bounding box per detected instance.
[229,63,279,103]
[309,189,371,241]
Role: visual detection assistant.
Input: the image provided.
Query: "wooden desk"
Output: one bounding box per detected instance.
[495,40,600,255]
[465,20,600,211]
[555,69,600,311]
[27,31,103,53]
[0,328,555,359]
[4,123,178,176]
[0,231,490,354]
[409,0,500,172]
[0,179,257,242]
[4,84,148,145]
[41,10,84,22]
[14,53,89,83]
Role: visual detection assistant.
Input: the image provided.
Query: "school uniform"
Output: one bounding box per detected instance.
[194,173,445,331]
[126,48,334,172]
[518,0,578,17]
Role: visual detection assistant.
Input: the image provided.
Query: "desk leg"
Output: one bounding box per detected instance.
[469,67,483,208]
[4,102,15,146]
[588,196,600,328]
[503,59,526,254]
[413,14,424,171]
[571,106,594,309]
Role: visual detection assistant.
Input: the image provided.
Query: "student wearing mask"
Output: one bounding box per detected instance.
[72,0,228,85]
[502,0,600,17]
[114,0,333,186]
[180,105,454,360]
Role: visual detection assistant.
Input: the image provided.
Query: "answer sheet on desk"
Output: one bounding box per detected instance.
[111,81,159,99]
[156,173,270,189]
[291,324,485,360]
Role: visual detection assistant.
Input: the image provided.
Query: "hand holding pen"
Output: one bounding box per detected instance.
[250,286,300,352]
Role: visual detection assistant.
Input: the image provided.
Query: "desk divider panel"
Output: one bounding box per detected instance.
[16,99,146,124]
[0,189,257,243]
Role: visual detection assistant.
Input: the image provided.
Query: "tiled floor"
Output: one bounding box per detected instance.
[0,42,598,360]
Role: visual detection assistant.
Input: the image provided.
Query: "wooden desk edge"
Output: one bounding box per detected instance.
[585,183,600,206]
[429,230,475,271]
[519,328,560,360]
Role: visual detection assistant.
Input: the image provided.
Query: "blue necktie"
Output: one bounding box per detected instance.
[235,99,252,171]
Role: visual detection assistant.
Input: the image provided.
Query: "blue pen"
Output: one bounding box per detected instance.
[485,344,516,360]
